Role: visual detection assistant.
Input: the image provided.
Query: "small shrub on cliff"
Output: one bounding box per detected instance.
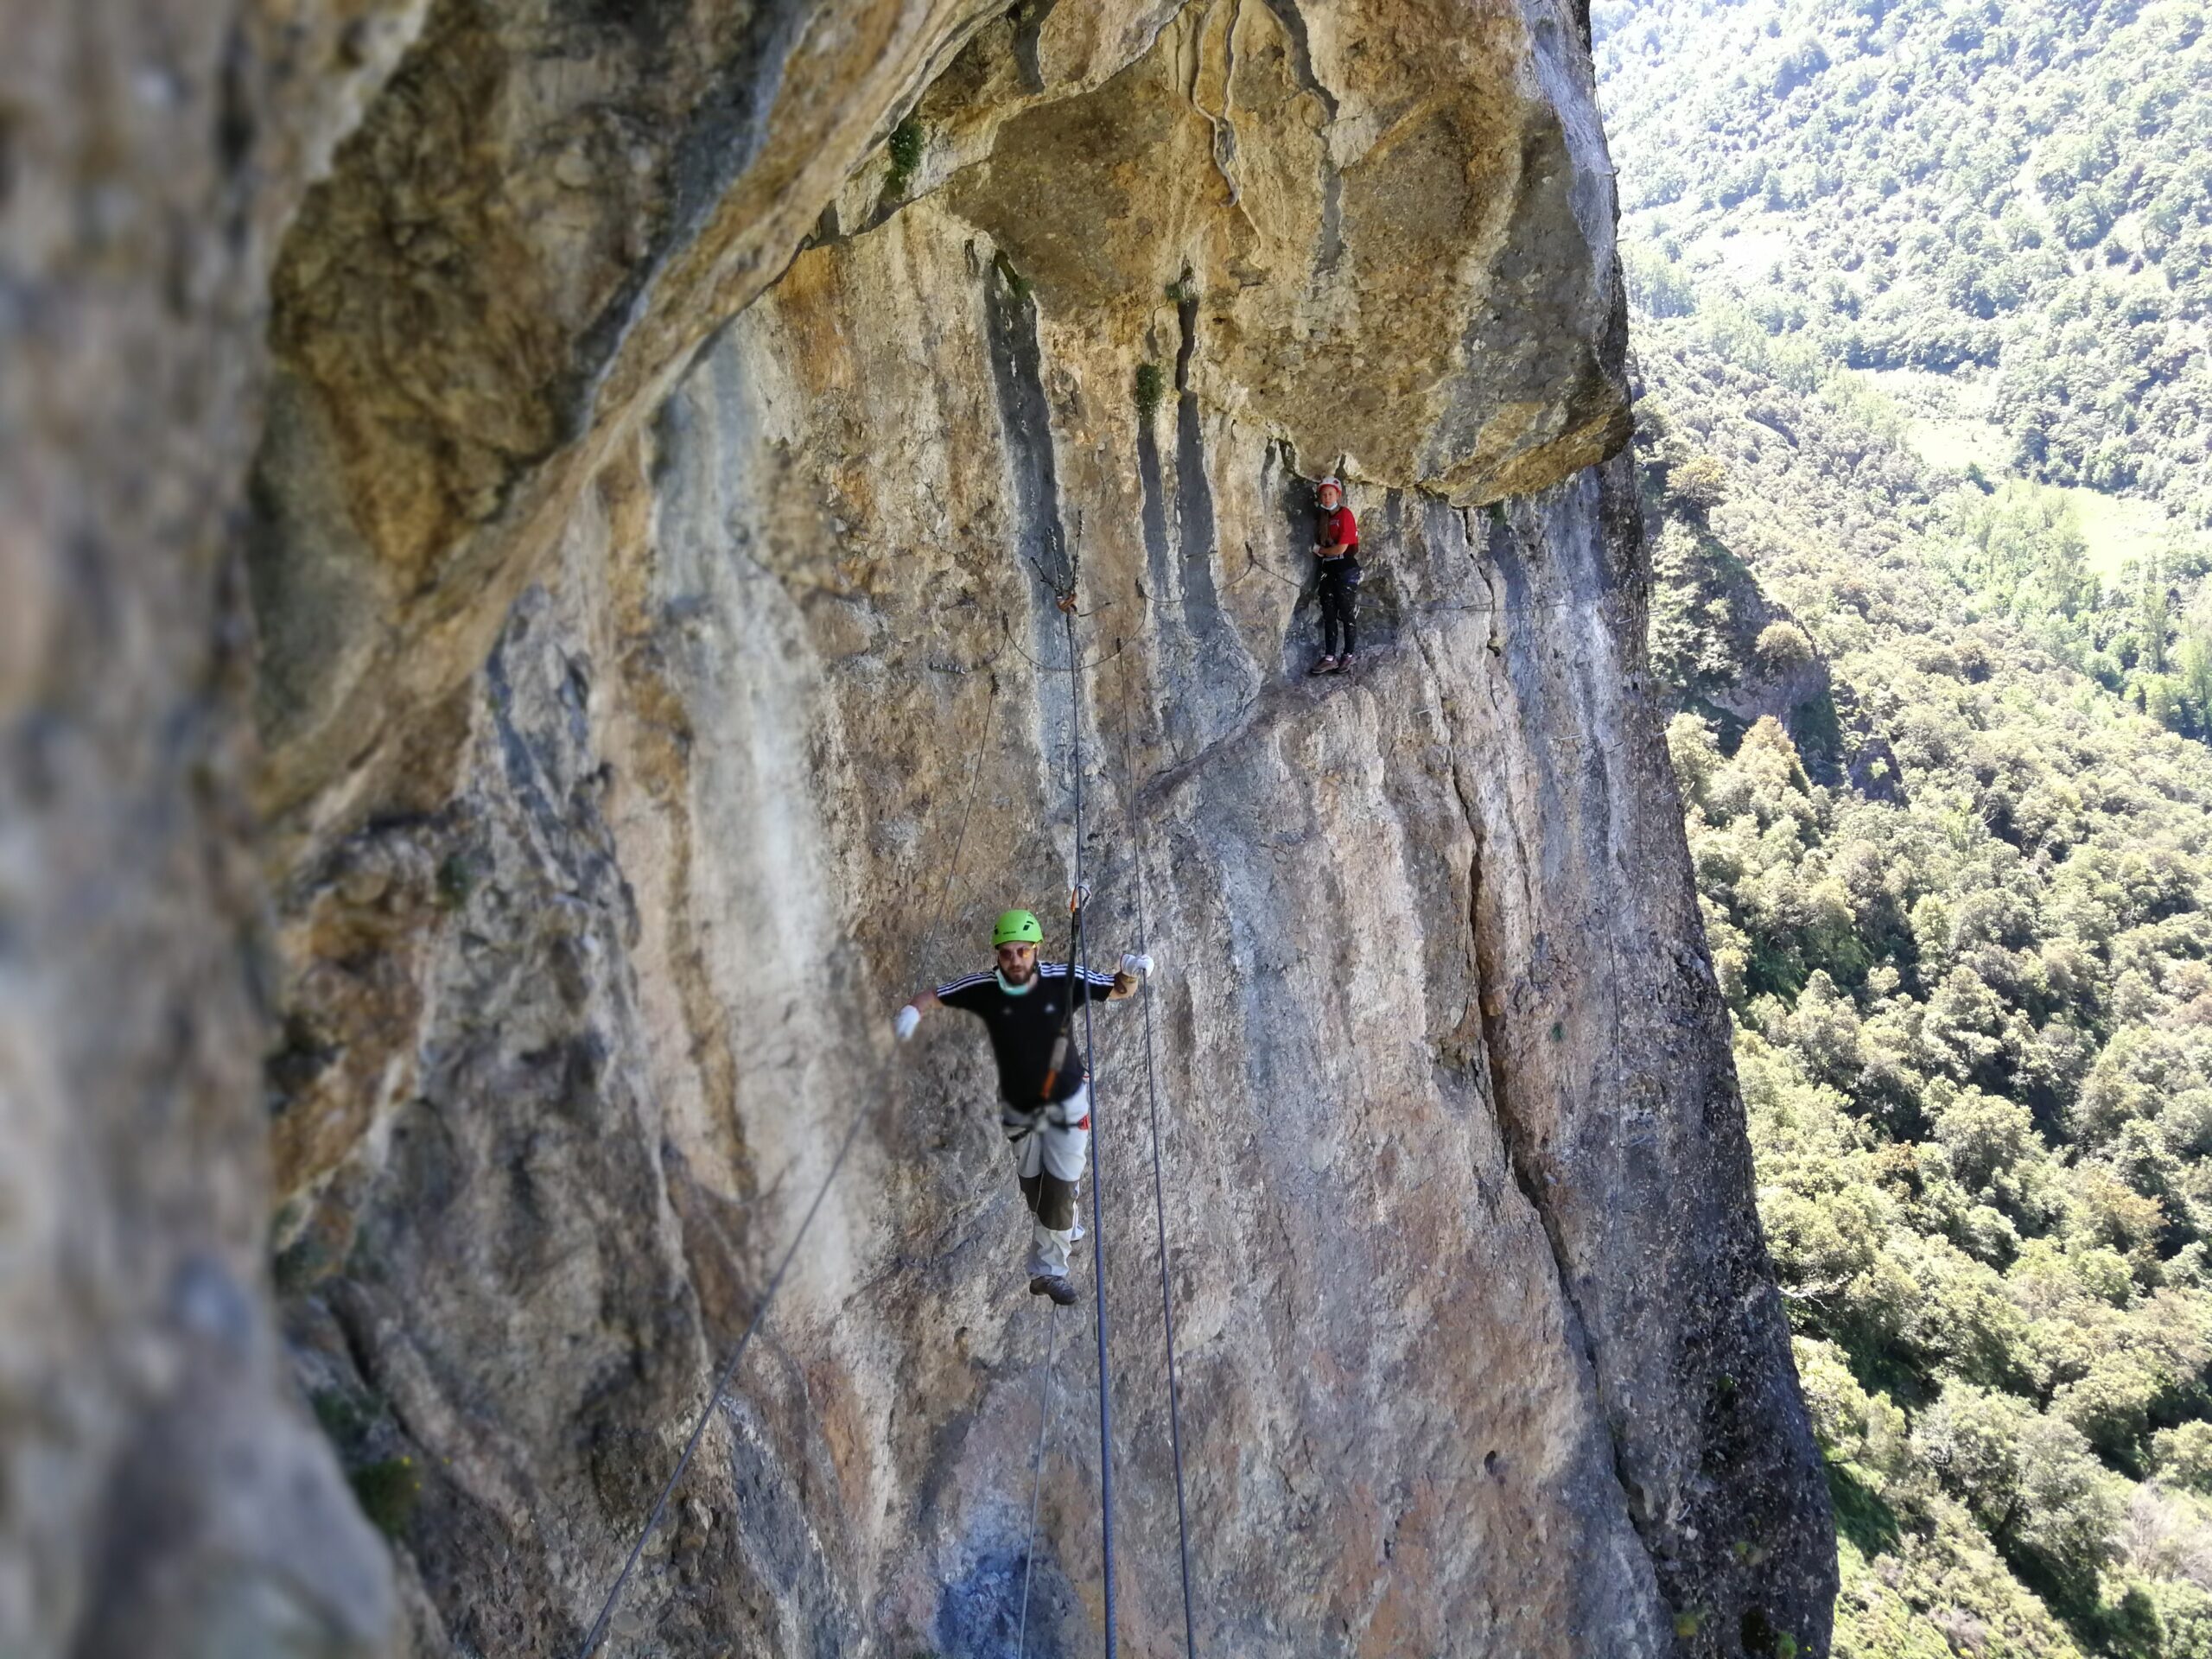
[1755,620,1815,674]
[992,250,1032,302]
[312,1386,378,1452]
[349,1455,422,1541]
[1672,453,1730,511]
[881,114,925,200]
[1135,361,1166,418]
[434,848,485,910]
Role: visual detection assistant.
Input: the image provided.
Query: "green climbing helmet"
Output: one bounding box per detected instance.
[992,908,1044,947]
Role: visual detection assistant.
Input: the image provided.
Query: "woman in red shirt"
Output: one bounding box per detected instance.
[1310,475,1360,674]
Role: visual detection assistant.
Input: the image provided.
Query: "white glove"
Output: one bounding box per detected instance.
[1121,952,1154,977]
[894,1005,921,1042]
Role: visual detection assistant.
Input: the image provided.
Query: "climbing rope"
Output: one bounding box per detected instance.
[1014,1304,1064,1657]
[1004,626,1128,678]
[577,584,1142,1657]
[1013,849,1092,1659]
[1120,702,1200,1659]
[1064,600,1124,1659]
[575,1103,874,1659]
[575,668,1001,1659]
[1232,536,1599,639]
[918,673,1001,985]
[569,517,1568,1658]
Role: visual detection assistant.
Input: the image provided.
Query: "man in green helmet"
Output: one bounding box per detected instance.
[895,900,1154,1305]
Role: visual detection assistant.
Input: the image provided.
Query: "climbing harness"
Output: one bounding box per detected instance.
[1121,702,1201,1659]
[1036,882,1090,1103]
[574,668,1002,1659]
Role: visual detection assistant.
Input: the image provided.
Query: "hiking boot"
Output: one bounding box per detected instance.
[1336,652,1356,674]
[1307,655,1338,676]
[1028,1274,1079,1306]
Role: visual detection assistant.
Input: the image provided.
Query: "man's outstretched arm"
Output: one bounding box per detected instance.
[1105,951,1155,1001]
[893,988,941,1040]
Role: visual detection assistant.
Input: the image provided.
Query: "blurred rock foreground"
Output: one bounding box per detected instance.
[1,0,1836,1652]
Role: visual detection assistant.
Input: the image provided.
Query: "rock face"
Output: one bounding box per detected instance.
[2,0,422,1651]
[7,0,1833,1654]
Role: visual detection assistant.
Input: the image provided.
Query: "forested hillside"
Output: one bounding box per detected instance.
[1596,0,2211,527]
[1598,0,2212,1652]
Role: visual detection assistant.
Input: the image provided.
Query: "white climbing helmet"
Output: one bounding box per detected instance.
[1319,474,1343,497]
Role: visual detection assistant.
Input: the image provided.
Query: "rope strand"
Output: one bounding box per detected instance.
[916,675,1000,985]
[575,1097,874,1658]
[1121,703,1200,1658]
[1066,604,1122,1659]
[1014,1306,1064,1657]
[576,670,1000,1659]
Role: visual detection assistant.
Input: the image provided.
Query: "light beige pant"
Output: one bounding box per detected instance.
[1003,1084,1090,1281]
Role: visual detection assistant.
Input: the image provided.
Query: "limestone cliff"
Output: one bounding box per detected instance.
[5,0,1834,1654]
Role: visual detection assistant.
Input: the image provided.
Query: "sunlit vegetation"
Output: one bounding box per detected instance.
[1636,324,2212,1656]
[1597,0,2212,529]
[1595,0,2212,1643]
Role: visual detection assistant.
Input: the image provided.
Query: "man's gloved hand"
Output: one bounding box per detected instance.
[894,1005,922,1043]
[1121,952,1155,977]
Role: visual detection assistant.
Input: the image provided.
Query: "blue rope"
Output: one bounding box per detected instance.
[1122,705,1199,1657]
[1065,604,1121,1659]
[575,1097,873,1658]
[1014,1305,1063,1656]
[575,675,1001,1659]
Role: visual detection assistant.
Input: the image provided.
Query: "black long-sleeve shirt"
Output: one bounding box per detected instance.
[935,963,1120,1103]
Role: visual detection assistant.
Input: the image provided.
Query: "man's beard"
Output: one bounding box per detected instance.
[1001,960,1036,984]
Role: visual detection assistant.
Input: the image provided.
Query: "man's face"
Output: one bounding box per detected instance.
[997,941,1038,982]
[1319,485,1341,510]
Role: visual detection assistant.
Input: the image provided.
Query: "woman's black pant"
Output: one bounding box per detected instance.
[1317,557,1360,656]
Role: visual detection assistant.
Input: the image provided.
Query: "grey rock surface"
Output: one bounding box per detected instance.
[1,0,419,1648]
[269,23,1833,1639]
[4,0,1834,1652]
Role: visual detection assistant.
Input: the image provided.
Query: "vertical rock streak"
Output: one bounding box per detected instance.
[1168,293,1255,754]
